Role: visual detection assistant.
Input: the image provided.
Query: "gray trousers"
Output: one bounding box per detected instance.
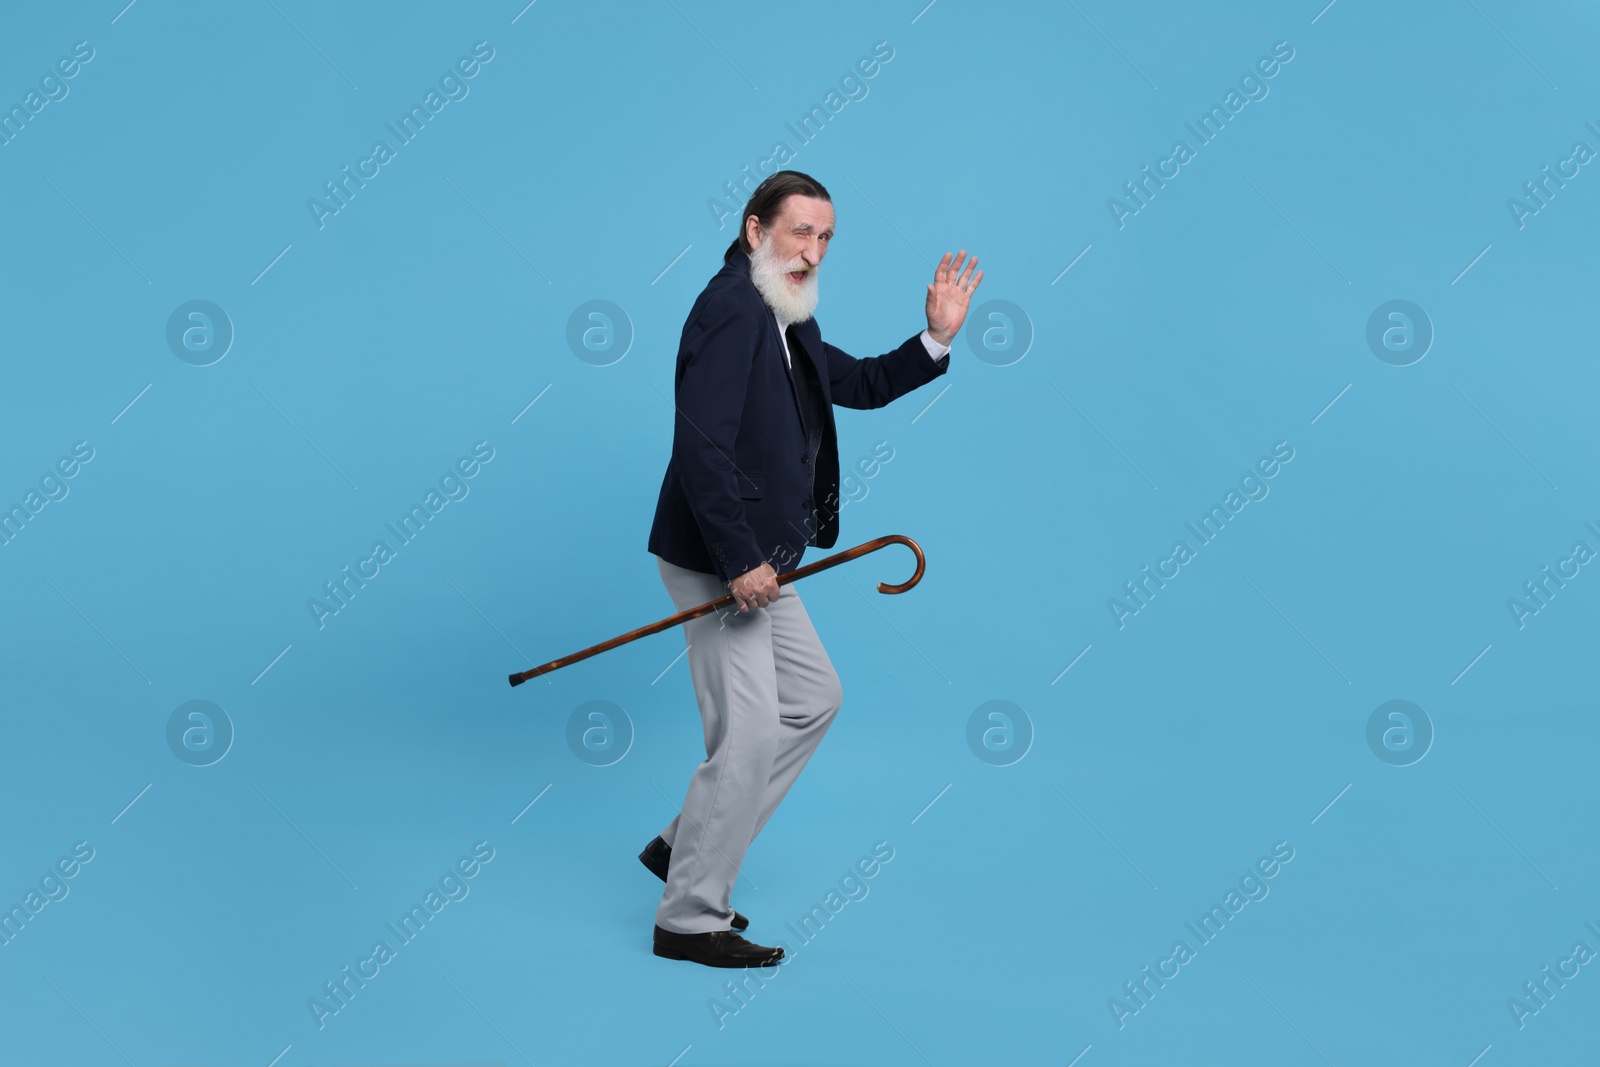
[654,555,843,935]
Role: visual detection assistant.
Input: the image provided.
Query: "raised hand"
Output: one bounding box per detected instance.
[925,250,983,346]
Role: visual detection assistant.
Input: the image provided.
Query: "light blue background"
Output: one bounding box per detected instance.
[1,0,1596,1063]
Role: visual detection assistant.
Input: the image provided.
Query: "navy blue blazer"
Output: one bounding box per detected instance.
[648,246,950,583]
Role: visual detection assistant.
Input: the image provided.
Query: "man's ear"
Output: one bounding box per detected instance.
[744,215,762,250]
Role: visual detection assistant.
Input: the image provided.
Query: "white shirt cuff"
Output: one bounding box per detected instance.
[920,330,951,361]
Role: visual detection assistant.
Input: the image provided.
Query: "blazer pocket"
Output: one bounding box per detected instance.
[737,470,766,500]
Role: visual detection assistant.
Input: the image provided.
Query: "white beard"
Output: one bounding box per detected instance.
[747,233,820,327]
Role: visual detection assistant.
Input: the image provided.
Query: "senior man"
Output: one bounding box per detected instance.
[644,169,981,968]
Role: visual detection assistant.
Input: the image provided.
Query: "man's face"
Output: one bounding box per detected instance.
[747,195,834,287]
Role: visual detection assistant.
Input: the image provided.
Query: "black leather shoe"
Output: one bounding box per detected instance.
[639,835,749,931]
[653,924,783,968]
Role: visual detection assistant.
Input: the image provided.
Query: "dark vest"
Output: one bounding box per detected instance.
[784,323,827,544]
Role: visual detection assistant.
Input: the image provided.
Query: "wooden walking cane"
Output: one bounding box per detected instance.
[507,534,925,687]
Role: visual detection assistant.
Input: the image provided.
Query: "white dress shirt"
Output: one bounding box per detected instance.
[773,309,951,369]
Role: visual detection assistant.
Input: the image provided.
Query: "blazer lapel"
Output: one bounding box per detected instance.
[786,321,826,401]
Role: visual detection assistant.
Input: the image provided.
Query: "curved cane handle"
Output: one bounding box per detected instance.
[773,533,924,594]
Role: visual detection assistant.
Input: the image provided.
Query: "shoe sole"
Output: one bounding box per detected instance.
[652,944,783,968]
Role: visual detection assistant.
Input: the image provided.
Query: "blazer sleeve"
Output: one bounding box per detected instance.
[673,291,768,582]
[823,330,950,410]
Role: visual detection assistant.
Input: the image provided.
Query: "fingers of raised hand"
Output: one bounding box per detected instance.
[937,251,981,292]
